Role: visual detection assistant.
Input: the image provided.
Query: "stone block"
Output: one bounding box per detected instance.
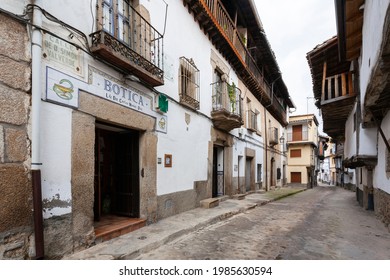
[0,14,30,62]
[5,128,27,162]
[0,56,31,91]
[0,84,30,125]
[233,194,246,200]
[0,164,32,232]
[200,198,219,209]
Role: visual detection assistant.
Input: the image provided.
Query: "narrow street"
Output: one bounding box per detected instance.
[134,186,390,260]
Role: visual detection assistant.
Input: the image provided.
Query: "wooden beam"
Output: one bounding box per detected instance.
[341,72,347,96]
[321,62,327,101]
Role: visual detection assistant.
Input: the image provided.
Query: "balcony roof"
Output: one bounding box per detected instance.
[240,0,295,108]
[335,0,364,61]
[306,36,351,101]
[306,37,354,141]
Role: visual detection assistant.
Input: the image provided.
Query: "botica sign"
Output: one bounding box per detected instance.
[88,66,154,117]
[46,66,167,133]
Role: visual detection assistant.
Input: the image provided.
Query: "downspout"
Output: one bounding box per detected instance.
[264,109,268,191]
[264,76,281,190]
[31,1,44,259]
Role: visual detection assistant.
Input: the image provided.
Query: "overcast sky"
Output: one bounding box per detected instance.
[254,0,337,134]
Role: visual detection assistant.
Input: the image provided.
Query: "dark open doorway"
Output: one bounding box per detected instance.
[94,123,140,221]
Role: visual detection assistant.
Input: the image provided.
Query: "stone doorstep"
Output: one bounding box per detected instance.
[233,194,246,200]
[200,198,220,208]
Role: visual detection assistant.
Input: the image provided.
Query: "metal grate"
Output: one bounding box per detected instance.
[179,57,200,109]
[96,0,163,73]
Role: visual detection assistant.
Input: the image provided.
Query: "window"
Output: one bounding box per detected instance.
[101,0,135,45]
[290,149,301,158]
[386,141,390,172]
[292,125,302,141]
[179,57,200,110]
[247,99,258,132]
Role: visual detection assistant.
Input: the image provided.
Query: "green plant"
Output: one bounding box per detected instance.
[228,82,236,113]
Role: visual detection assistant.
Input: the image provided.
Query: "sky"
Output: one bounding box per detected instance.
[254,0,337,134]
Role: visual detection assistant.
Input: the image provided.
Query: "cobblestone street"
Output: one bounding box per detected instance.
[134,186,390,260]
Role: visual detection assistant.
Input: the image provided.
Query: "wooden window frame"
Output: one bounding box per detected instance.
[290,149,302,158]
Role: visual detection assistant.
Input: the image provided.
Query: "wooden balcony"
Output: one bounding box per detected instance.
[183,0,288,125]
[321,71,355,105]
[211,81,243,131]
[320,71,356,140]
[90,4,164,86]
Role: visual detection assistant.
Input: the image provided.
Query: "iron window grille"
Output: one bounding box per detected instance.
[179,57,200,110]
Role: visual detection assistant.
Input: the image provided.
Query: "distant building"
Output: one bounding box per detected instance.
[286,114,318,188]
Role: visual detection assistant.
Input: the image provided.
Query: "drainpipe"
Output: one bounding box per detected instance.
[31,0,44,259]
[264,109,268,191]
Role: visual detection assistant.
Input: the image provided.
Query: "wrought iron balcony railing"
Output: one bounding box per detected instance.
[90,1,164,86]
[269,127,279,145]
[211,81,243,131]
[184,0,288,125]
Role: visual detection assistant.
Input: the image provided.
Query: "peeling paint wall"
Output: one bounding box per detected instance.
[40,102,73,219]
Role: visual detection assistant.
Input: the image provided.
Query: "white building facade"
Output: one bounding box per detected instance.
[0,0,294,259]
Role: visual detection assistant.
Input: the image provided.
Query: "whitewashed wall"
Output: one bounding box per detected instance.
[360,0,390,102]
[40,102,73,219]
[375,112,390,193]
[344,105,356,159]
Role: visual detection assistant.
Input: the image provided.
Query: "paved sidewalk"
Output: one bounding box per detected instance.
[64,186,306,260]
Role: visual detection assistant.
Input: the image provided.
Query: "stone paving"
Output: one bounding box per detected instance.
[63,186,306,260]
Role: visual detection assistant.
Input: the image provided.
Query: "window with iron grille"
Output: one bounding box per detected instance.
[179,57,200,110]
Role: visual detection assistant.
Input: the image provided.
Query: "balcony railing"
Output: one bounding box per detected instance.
[287,131,309,142]
[211,81,243,131]
[202,0,272,99]
[321,71,354,104]
[90,2,164,86]
[269,127,279,145]
[184,0,288,125]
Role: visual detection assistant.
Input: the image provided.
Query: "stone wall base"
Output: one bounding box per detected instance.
[374,188,390,229]
[157,180,208,220]
[0,227,33,259]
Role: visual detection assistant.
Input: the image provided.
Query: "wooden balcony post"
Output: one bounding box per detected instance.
[321,62,327,101]
[348,71,353,95]
[341,72,347,96]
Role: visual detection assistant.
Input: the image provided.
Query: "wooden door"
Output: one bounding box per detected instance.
[292,125,302,141]
[291,172,302,183]
[245,158,251,192]
[114,131,140,217]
